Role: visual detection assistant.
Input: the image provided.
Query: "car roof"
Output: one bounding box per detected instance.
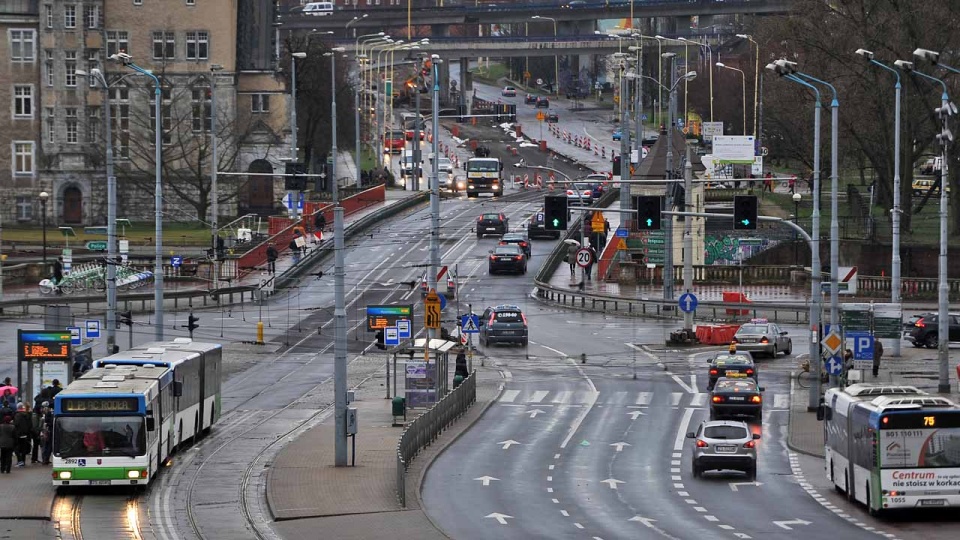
[501,232,526,240]
[715,378,758,390]
[491,304,522,311]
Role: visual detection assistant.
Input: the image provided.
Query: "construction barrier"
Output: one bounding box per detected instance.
[722,291,751,316]
[695,324,741,345]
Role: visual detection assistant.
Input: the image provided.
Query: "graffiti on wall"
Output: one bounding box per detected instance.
[704,235,774,265]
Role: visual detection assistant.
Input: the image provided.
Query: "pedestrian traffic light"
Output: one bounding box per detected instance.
[284,162,307,191]
[733,195,759,230]
[118,311,132,327]
[634,195,662,231]
[375,329,386,350]
[543,195,568,231]
[186,313,200,337]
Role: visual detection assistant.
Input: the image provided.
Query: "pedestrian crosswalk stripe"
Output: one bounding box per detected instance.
[611,391,628,405]
[774,393,789,409]
[529,390,549,403]
[551,391,571,404]
[500,390,520,403]
[635,392,652,405]
[690,393,707,407]
[670,392,684,406]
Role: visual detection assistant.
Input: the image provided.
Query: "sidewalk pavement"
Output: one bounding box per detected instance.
[787,347,960,457]
[268,360,503,540]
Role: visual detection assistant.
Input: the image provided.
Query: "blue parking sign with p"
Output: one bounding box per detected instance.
[853,335,874,361]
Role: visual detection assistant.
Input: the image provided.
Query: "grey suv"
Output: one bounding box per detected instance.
[687,420,760,479]
[479,305,528,347]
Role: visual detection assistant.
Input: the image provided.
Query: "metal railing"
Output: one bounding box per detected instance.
[396,371,476,507]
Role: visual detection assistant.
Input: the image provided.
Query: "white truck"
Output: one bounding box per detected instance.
[465,157,503,198]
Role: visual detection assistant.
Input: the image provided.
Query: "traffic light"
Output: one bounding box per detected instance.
[284,162,307,191]
[118,311,132,328]
[375,329,386,350]
[612,155,621,176]
[186,313,200,337]
[543,195,568,231]
[634,195,662,231]
[733,195,758,230]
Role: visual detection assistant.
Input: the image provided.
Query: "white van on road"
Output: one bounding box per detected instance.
[302,2,334,15]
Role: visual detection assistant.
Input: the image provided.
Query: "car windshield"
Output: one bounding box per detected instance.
[468,160,499,172]
[54,416,146,458]
[494,245,521,255]
[502,234,524,242]
[388,130,404,139]
[494,311,523,322]
[716,380,757,391]
[738,324,769,334]
[481,214,501,221]
[704,425,748,440]
[713,355,750,365]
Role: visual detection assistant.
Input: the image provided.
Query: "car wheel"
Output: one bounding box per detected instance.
[691,460,700,478]
[521,338,528,347]
[746,465,757,481]
[771,346,778,358]
[488,267,495,275]
[784,341,792,356]
[925,333,938,349]
[477,233,483,239]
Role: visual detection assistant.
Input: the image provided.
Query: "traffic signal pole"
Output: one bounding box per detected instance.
[682,146,693,331]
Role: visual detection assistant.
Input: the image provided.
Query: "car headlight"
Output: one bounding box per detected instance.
[127,470,142,479]
[58,471,72,480]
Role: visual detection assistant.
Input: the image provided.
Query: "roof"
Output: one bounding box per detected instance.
[59,364,170,397]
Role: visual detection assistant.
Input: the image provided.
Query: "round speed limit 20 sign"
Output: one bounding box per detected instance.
[576,248,593,268]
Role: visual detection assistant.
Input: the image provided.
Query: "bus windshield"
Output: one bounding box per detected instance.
[881,425,960,468]
[54,416,147,458]
[467,160,498,173]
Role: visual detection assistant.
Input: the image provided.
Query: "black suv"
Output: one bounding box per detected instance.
[499,232,532,257]
[479,305,529,347]
[528,209,561,240]
[476,213,509,238]
[906,312,960,348]
[706,352,757,391]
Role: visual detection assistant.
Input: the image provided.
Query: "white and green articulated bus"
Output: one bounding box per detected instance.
[53,339,221,487]
[821,383,960,514]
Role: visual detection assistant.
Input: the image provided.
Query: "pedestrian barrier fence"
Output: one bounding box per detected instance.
[396,370,476,507]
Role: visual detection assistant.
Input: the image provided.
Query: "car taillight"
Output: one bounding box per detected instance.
[521,312,528,326]
[566,190,574,195]
[490,255,496,260]
[712,396,724,403]
[731,338,739,344]
[709,369,718,375]
[915,318,925,328]
[520,242,528,247]
[488,314,496,325]
[750,395,762,403]
[760,337,769,344]
[696,439,708,448]
[514,256,522,261]
[743,440,756,449]
[746,369,754,376]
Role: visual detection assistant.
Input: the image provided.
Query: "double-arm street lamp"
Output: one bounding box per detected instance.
[680,36,713,122]
[855,48,902,358]
[531,16,559,96]
[736,33,761,141]
[716,62,747,135]
[344,13,367,39]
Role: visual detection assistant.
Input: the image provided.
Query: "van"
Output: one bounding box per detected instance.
[303,2,334,16]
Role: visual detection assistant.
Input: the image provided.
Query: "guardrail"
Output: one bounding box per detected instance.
[396,371,476,508]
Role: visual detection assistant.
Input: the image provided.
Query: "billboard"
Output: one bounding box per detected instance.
[702,121,723,141]
[713,136,756,163]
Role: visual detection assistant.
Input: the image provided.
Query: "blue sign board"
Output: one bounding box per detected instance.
[852,335,874,361]
[615,228,628,238]
[171,255,182,268]
[439,292,447,311]
[678,292,698,313]
[641,114,648,121]
[397,319,411,339]
[297,192,305,210]
[67,327,82,346]
[385,327,400,346]
[84,320,101,339]
[826,356,844,375]
[284,193,294,210]
[461,314,480,334]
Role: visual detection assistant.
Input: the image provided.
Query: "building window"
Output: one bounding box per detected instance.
[106,31,129,58]
[45,50,54,86]
[12,142,35,175]
[87,107,100,143]
[191,87,211,132]
[64,51,77,87]
[251,94,270,113]
[46,108,55,144]
[84,5,99,29]
[15,196,33,222]
[87,50,99,87]
[13,85,34,119]
[134,0,142,5]
[9,29,36,63]
[153,31,175,60]
[65,108,78,144]
[186,0,195,5]
[186,31,208,60]
[45,5,53,28]
[110,87,130,158]
[64,5,77,29]
[149,86,172,145]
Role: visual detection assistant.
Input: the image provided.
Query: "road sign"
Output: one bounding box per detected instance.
[85,241,107,251]
[385,327,400,346]
[438,291,447,311]
[537,78,543,85]
[678,292,698,313]
[397,319,411,339]
[822,330,842,356]
[68,327,82,346]
[84,320,101,339]
[576,248,593,268]
[461,314,480,334]
[826,356,844,376]
[853,334,874,364]
[171,255,183,268]
[615,228,628,238]
[591,211,605,233]
[738,238,763,246]
[436,265,449,281]
[424,289,441,329]
[536,111,546,122]
[641,114,648,121]
[259,274,275,293]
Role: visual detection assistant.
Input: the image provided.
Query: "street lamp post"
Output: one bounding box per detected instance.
[793,192,801,266]
[737,34,761,139]
[532,16,559,96]
[210,64,223,293]
[856,48,902,357]
[114,54,164,340]
[716,62,747,135]
[39,191,49,264]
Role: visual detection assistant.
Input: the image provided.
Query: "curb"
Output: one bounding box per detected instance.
[785,372,826,458]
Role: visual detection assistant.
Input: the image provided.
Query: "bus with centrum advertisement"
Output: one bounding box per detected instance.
[51,339,221,487]
[819,383,960,514]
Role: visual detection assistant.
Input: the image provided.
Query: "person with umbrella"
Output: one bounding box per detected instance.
[565,240,579,278]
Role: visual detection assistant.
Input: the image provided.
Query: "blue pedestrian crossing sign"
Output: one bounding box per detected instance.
[678,292,698,313]
[385,327,400,346]
[461,314,480,334]
[826,356,844,375]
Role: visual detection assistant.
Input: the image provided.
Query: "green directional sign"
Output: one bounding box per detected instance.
[85,241,108,251]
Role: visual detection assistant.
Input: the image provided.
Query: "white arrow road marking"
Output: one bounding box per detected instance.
[601,478,625,489]
[628,516,657,527]
[671,375,696,394]
[528,409,546,418]
[729,481,763,492]
[474,476,499,486]
[485,513,513,525]
[498,440,521,450]
[773,519,811,530]
[610,442,631,452]
[627,410,646,420]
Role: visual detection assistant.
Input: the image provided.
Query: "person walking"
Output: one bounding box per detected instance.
[566,243,578,278]
[584,244,598,281]
[0,416,14,474]
[13,404,31,467]
[30,404,42,464]
[872,338,884,378]
[41,402,53,465]
[53,256,64,295]
[265,243,278,275]
[289,237,301,265]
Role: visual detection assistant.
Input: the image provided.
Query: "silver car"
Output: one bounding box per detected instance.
[732,319,792,357]
[687,420,759,479]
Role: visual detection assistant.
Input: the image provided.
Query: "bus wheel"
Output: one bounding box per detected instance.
[866,484,879,517]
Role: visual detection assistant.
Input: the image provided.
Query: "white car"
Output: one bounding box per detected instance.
[431,156,453,173]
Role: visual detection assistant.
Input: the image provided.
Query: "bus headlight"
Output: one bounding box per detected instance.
[127,470,142,479]
[58,471,72,480]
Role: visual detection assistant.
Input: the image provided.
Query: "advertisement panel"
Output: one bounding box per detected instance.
[880,427,960,470]
[712,136,756,163]
[702,121,723,141]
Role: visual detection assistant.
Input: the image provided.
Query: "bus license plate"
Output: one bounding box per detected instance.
[920,499,946,506]
[716,445,736,453]
[90,480,111,486]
